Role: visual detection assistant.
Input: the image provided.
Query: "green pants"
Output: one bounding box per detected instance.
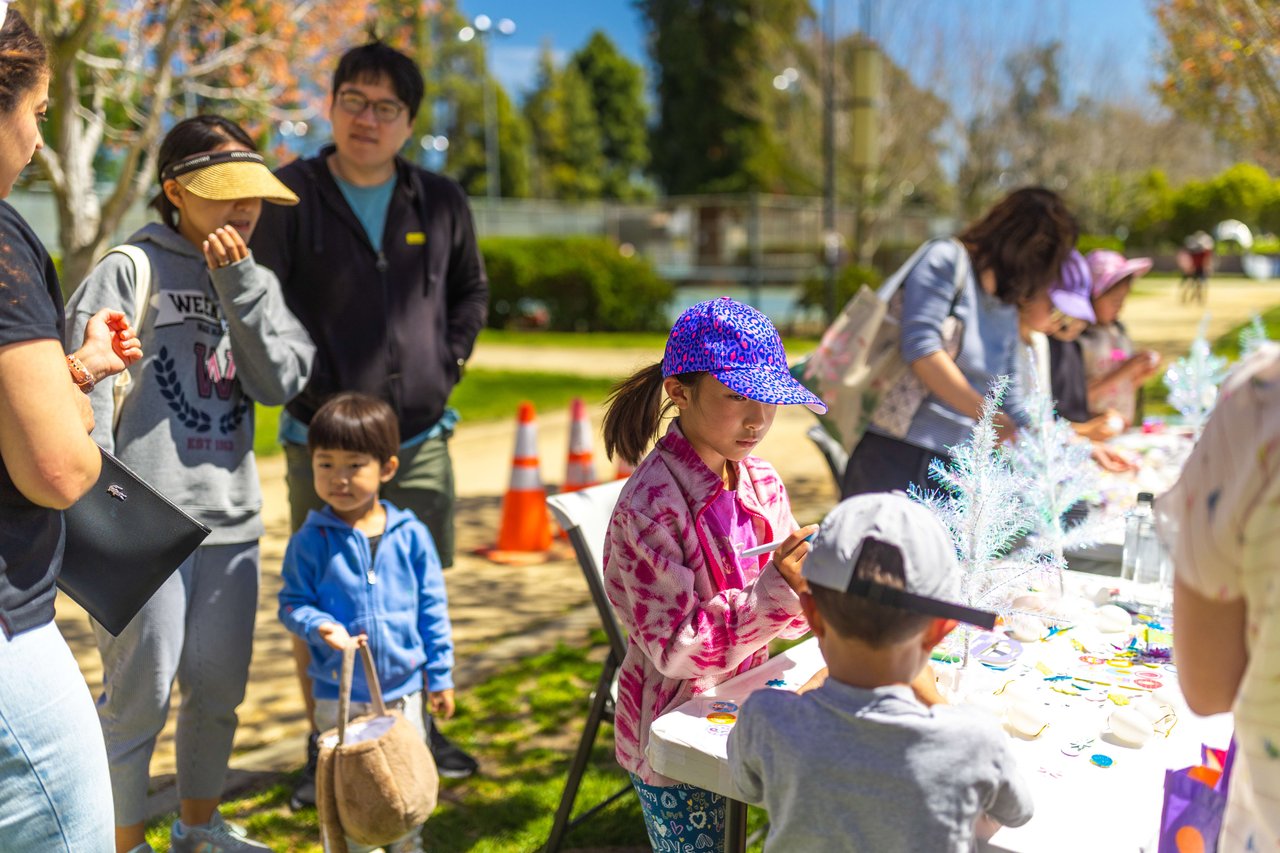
[284,433,456,567]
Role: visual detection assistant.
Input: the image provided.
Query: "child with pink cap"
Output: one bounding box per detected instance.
[1077,250,1162,426]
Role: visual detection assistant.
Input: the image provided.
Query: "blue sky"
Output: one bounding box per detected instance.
[464,0,1165,112]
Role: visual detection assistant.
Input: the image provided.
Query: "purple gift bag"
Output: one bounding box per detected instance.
[1157,740,1235,853]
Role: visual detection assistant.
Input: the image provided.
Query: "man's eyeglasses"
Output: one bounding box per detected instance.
[335,90,407,124]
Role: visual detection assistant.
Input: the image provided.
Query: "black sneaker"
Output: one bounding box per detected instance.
[428,717,478,779]
[290,730,320,810]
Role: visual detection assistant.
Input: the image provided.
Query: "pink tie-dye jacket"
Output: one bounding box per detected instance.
[603,421,809,785]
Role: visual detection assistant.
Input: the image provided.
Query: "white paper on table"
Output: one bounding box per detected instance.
[646,639,827,798]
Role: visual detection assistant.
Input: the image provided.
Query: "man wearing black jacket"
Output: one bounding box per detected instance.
[251,41,486,806]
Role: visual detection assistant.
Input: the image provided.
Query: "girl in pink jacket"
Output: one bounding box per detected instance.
[601,298,827,851]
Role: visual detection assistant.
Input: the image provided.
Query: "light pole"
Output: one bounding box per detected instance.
[822,0,838,323]
[459,14,515,200]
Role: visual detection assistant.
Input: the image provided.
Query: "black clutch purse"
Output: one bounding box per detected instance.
[58,448,211,635]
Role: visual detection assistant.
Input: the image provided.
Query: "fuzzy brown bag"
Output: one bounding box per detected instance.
[316,644,439,852]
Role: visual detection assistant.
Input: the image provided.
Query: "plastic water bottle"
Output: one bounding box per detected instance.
[1120,492,1155,583]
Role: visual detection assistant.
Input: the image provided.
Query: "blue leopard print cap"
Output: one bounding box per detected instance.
[661,297,827,413]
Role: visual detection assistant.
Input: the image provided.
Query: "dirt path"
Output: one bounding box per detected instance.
[52,275,1275,812]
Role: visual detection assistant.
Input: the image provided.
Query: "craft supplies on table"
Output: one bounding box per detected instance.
[646,573,1231,853]
[1067,429,1195,570]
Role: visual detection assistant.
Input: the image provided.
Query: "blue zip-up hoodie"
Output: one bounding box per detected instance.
[279,501,454,702]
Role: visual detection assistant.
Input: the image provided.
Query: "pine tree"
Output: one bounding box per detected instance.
[571,31,652,200]
[524,46,606,199]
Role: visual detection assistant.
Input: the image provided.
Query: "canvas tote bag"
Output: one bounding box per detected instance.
[792,239,969,451]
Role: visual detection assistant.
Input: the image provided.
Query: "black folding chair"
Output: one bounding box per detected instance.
[543,479,632,853]
[806,424,849,493]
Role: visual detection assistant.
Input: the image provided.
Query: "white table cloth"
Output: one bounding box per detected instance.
[647,574,1231,852]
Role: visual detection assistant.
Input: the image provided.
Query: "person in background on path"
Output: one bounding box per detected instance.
[841,187,1078,499]
[66,115,314,853]
[250,40,485,801]
[1040,250,1134,472]
[280,392,454,853]
[1076,249,1161,428]
[1157,344,1280,852]
[729,494,1034,851]
[601,298,825,852]
[1177,231,1213,304]
[0,7,142,847]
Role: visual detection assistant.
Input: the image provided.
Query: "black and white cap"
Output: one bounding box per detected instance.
[803,493,997,630]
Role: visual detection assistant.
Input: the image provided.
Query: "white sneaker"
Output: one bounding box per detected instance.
[170,812,271,852]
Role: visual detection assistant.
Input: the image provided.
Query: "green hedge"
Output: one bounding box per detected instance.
[1078,234,1126,254]
[796,263,884,313]
[480,236,674,332]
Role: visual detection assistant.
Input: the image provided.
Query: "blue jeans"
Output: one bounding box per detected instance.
[630,774,726,853]
[0,620,113,852]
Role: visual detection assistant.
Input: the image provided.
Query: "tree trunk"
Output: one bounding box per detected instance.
[54,155,107,291]
[61,239,110,298]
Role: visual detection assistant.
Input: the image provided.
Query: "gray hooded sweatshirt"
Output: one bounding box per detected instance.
[65,222,315,544]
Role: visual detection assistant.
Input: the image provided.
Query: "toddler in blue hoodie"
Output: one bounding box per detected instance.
[279,391,455,853]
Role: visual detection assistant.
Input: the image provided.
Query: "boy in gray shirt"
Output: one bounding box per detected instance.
[728,494,1033,852]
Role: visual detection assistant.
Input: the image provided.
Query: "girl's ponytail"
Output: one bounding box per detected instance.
[604,364,704,467]
[603,363,665,467]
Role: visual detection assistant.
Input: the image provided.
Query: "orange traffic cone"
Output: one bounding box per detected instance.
[562,397,599,493]
[488,402,553,563]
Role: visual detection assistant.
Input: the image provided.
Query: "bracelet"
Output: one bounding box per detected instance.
[66,354,95,393]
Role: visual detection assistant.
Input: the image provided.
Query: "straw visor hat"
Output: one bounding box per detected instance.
[161,149,299,206]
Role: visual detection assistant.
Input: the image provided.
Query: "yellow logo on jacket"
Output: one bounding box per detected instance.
[405,232,426,245]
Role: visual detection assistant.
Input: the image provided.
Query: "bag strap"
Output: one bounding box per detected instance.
[878,237,971,309]
[946,238,971,310]
[335,642,389,746]
[104,244,152,433]
[1215,738,1237,794]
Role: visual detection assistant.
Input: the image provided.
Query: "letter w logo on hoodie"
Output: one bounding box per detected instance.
[193,343,237,400]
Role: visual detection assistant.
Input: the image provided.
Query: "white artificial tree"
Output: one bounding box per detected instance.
[911,376,1052,663]
[1010,359,1107,597]
[1164,316,1230,436]
[1240,314,1270,359]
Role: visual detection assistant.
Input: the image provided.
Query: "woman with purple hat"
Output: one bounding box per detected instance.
[1077,249,1161,427]
[601,297,825,852]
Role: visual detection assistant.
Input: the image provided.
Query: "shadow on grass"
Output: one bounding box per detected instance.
[153,635,659,852]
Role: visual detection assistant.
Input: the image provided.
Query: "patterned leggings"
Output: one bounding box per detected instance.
[630,774,727,853]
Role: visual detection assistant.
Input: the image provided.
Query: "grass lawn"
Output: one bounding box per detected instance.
[254,369,620,459]
[477,328,819,357]
[146,633,771,852]
[1141,303,1280,415]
